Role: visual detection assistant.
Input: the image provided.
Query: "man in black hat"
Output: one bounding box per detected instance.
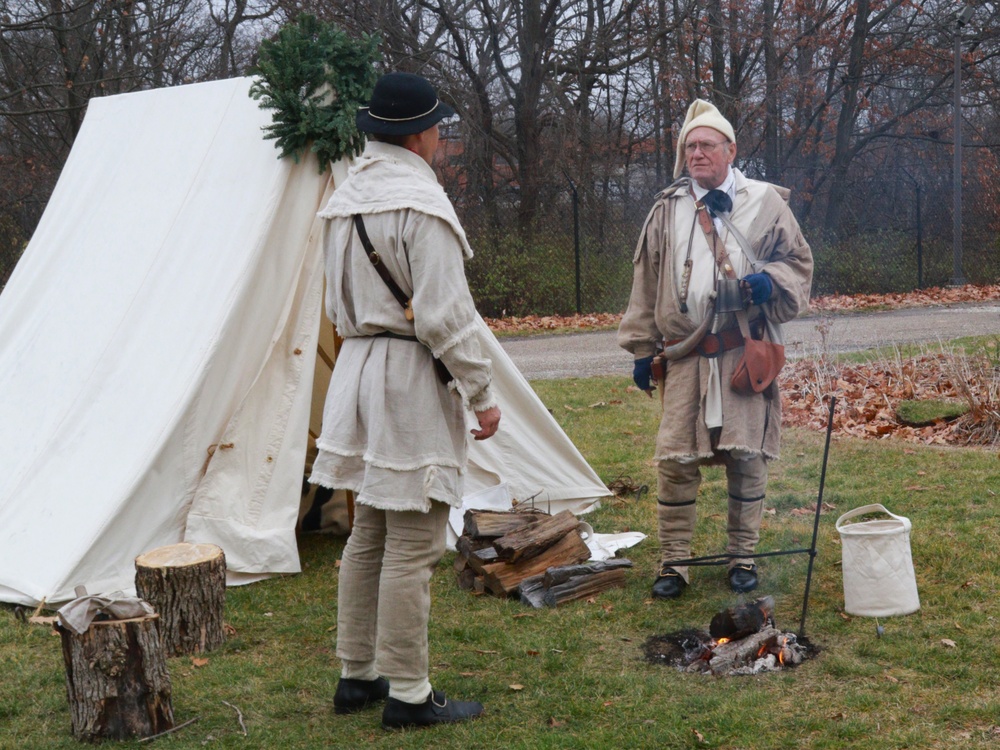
[309,72,500,730]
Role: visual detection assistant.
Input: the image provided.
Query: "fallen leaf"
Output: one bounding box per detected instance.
[460,672,477,677]
[192,657,209,667]
[603,701,613,707]
[941,639,957,648]
[512,613,533,619]
[509,684,524,691]
[588,401,608,408]
[547,717,565,727]
[526,650,540,656]
[693,728,707,743]
[475,649,499,655]
[884,674,899,683]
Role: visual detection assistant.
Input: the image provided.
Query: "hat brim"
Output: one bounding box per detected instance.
[356,100,456,136]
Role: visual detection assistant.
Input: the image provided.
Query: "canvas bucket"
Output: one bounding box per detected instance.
[836,504,920,617]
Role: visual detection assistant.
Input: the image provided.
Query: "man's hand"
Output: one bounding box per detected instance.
[471,405,501,441]
[632,355,656,397]
[740,272,773,306]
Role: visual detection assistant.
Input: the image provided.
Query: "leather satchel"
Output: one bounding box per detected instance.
[730,310,785,395]
[687,191,785,396]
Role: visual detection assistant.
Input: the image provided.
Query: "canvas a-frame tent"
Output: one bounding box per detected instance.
[0,77,610,607]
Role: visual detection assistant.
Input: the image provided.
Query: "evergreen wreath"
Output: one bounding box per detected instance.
[249,15,381,170]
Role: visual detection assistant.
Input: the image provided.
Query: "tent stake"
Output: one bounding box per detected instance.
[798,395,837,638]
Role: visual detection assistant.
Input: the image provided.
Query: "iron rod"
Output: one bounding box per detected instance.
[799,395,837,637]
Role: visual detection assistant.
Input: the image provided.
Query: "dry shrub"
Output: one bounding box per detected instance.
[782,338,1000,448]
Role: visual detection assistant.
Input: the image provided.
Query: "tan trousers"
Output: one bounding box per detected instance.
[336,500,449,703]
[656,453,767,582]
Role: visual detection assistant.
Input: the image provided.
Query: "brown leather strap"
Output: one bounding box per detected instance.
[693,198,738,280]
[663,318,765,361]
[353,214,414,321]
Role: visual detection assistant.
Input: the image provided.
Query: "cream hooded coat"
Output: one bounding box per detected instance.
[618,170,813,461]
[310,142,496,512]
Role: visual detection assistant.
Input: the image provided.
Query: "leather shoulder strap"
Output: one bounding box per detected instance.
[353,214,414,321]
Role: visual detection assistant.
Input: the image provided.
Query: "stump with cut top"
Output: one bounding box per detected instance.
[58,614,173,741]
[135,542,226,656]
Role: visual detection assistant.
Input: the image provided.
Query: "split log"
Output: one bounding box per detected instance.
[541,559,633,588]
[709,596,775,640]
[482,530,591,596]
[493,510,580,563]
[58,615,174,742]
[462,509,546,539]
[455,535,495,558]
[517,575,547,609]
[542,568,628,607]
[135,543,226,656]
[456,568,477,591]
[466,546,500,576]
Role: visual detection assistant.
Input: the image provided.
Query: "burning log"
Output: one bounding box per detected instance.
[709,596,775,641]
[701,626,782,675]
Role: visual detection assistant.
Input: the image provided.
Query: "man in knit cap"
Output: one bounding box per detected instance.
[618,99,813,600]
[311,72,500,728]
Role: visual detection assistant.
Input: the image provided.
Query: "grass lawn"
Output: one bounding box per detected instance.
[3,375,999,749]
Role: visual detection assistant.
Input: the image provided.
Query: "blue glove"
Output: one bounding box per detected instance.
[632,355,655,391]
[741,273,773,306]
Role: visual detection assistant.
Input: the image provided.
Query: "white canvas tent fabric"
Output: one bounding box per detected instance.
[0,77,609,607]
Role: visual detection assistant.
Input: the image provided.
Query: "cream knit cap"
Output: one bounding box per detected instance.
[674,99,736,179]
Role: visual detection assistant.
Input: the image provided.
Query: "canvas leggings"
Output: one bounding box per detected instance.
[656,452,767,583]
[336,500,450,704]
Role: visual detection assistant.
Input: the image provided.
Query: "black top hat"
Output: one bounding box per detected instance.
[356,72,456,136]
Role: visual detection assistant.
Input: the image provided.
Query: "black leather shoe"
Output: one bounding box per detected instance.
[382,690,484,730]
[651,566,687,600]
[728,564,759,593]
[334,676,390,715]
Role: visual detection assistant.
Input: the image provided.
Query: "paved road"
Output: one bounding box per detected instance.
[500,303,1000,380]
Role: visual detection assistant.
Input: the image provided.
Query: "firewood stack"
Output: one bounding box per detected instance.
[454,508,632,607]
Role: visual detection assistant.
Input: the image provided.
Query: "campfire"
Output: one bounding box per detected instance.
[642,596,819,676]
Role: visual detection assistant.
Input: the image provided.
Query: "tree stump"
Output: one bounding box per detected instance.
[58,614,173,742]
[135,542,226,656]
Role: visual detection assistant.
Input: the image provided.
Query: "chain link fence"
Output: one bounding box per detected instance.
[808,182,1000,296]
[2,182,996,311]
[459,185,657,318]
[457,182,1000,317]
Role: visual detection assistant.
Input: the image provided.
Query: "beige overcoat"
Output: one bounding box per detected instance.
[310,143,496,513]
[618,170,813,461]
